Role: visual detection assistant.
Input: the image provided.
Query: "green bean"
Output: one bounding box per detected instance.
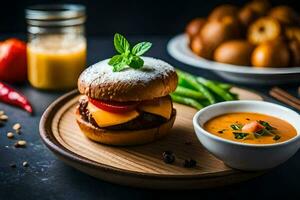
[210,80,233,91]
[177,70,216,104]
[209,80,237,99]
[178,76,194,89]
[196,77,234,101]
[170,94,204,110]
[199,99,211,107]
[217,83,232,91]
[173,86,205,100]
[230,92,239,100]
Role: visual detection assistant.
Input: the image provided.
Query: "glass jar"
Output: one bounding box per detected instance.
[26,4,87,90]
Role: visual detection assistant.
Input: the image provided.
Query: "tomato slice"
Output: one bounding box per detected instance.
[89,98,139,113]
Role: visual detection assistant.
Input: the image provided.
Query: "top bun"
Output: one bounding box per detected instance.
[78,57,178,101]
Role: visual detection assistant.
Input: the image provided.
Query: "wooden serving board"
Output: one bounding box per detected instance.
[40,88,264,189]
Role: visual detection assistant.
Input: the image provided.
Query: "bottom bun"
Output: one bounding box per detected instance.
[76,109,176,146]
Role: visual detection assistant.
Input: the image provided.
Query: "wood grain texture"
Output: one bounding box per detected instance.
[40,88,264,189]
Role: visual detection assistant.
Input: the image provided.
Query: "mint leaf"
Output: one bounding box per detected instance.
[114,33,130,54]
[108,55,128,72]
[132,42,152,56]
[129,56,144,69]
[108,55,123,65]
[112,58,128,72]
[109,33,152,72]
[113,63,127,72]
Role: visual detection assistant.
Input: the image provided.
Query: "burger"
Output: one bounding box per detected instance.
[76,56,178,146]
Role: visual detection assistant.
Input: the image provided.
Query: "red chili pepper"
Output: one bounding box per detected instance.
[0,82,33,114]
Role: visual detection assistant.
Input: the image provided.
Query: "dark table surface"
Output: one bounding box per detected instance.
[0,36,300,200]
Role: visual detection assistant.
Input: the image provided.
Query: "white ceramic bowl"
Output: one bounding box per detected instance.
[193,100,300,171]
[167,34,300,84]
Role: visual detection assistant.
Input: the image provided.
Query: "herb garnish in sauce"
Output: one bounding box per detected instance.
[230,124,243,131]
[255,120,279,139]
[233,132,249,140]
[258,120,277,131]
[231,120,281,141]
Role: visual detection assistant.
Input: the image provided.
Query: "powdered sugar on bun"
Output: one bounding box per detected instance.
[78,57,178,101]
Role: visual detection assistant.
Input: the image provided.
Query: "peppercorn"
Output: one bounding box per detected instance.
[183,159,197,168]
[10,163,16,168]
[162,151,175,164]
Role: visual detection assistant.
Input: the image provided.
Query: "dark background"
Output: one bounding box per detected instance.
[1,36,300,200]
[0,0,299,36]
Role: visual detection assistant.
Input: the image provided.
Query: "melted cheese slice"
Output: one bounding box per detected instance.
[87,103,139,127]
[138,96,172,119]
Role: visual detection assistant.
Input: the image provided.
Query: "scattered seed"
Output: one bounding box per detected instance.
[13,123,21,130]
[10,163,16,168]
[7,132,14,139]
[15,140,26,148]
[22,161,29,167]
[0,115,8,121]
[162,151,175,164]
[18,140,26,146]
[183,159,197,168]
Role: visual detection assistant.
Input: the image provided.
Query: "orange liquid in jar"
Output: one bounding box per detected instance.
[27,35,86,90]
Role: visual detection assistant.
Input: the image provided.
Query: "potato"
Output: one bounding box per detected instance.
[285,27,300,43]
[288,40,300,66]
[185,18,206,39]
[238,6,260,27]
[208,4,239,21]
[268,6,300,26]
[251,40,290,67]
[244,0,271,16]
[239,0,271,27]
[190,35,212,59]
[200,17,240,55]
[248,17,281,45]
[214,40,254,66]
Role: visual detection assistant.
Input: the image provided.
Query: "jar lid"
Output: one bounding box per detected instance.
[26,4,86,26]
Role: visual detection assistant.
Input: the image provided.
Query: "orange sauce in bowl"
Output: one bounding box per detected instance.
[203,112,297,144]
